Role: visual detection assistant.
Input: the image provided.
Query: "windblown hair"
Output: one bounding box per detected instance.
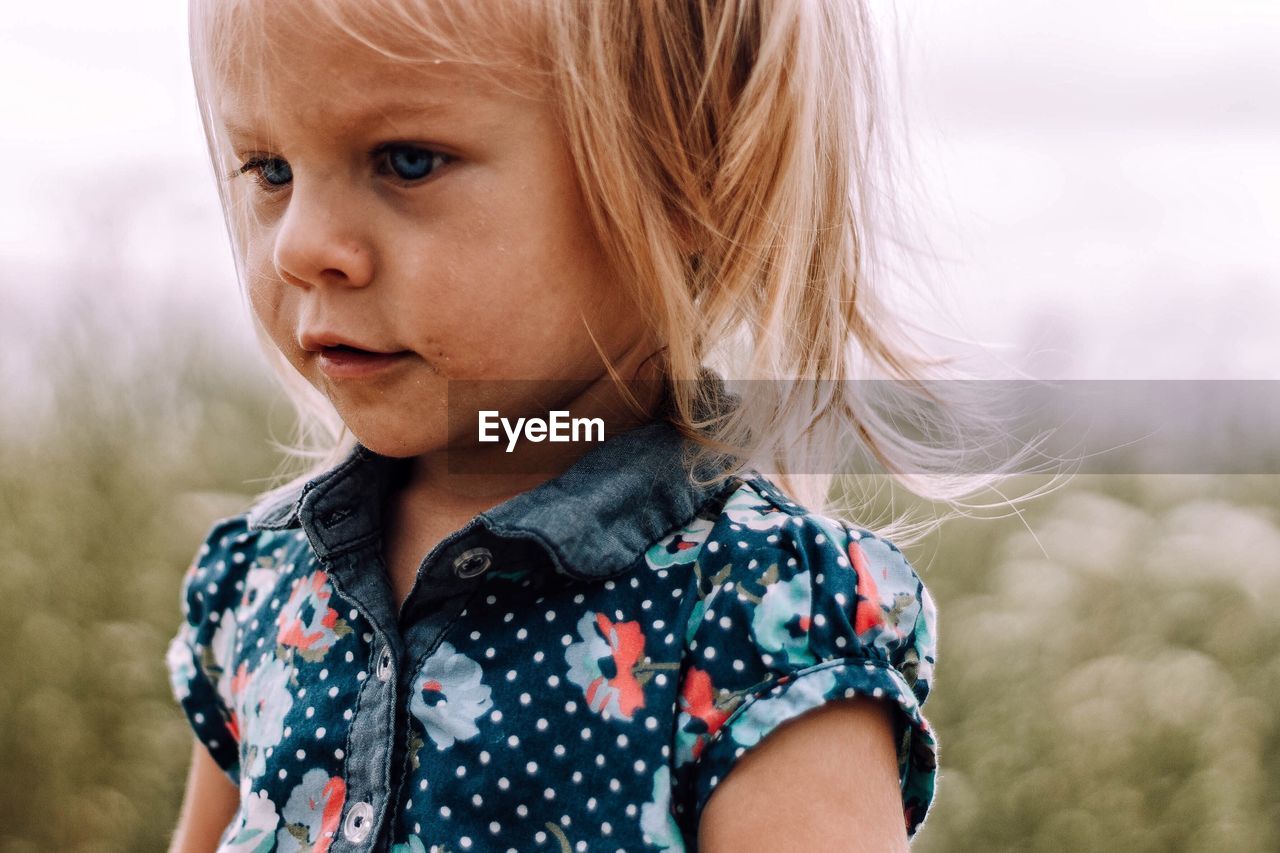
[190,0,1056,546]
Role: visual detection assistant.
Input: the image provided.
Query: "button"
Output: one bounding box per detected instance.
[452,547,493,578]
[375,647,393,682]
[343,801,375,843]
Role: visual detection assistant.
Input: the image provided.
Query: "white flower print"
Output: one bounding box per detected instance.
[209,616,240,714]
[165,633,196,702]
[238,655,295,778]
[723,490,794,531]
[750,570,817,667]
[238,566,278,621]
[276,768,346,853]
[408,641,492,750]
[639,765,683,851]
[217,789,280,853]
[729,667,839,749]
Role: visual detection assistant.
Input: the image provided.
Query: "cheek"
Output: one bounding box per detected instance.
[242,239,282,317]
[248,284,310,379]
[246,275,282,325]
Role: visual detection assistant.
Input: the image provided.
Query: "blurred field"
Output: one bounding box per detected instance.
[1,306,1277,852]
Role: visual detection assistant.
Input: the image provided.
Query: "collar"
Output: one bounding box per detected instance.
[245,382,743,583]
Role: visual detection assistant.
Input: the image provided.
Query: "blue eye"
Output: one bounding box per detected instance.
[382,144,446,182]
[230,146,446,193]
[237,156,292,189]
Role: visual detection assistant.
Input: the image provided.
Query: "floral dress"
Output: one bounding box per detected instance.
[166,417,939,852]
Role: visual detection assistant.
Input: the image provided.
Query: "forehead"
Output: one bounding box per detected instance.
[196,0,543,132]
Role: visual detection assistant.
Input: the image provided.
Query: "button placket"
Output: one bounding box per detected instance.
[329,539,494,850]
[320,551,404,853]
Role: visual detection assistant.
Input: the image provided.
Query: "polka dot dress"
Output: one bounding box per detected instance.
[166,423,939,851]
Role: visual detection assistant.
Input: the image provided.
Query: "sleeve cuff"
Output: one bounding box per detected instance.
[692,657,938,839]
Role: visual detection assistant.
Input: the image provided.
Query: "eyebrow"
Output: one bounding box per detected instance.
[221,98,461,141]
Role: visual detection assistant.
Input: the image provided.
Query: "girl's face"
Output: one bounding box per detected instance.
[216,8,660,460]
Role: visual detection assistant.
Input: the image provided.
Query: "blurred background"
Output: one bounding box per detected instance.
[1,1,1277,850]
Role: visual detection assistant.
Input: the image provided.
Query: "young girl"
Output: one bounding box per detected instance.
[166,1,981,850]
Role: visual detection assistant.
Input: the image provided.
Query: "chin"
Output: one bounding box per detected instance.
[338,401,482,459]
[345,427,441,458]
[330,408,439,456]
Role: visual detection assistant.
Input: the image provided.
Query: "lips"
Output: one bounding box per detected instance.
[308,344,411,382]
[300,331,400,355]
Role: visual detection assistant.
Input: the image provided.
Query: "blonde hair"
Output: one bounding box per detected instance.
[190,0,1060,546]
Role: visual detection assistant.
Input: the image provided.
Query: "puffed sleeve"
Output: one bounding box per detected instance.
[164,515,253,782]
[671,496,939,841]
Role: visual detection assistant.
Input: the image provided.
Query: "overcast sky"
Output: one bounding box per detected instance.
[2,0,1277,380]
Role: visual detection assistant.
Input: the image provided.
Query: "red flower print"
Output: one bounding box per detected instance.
[848,540,885,635]
[315,776,346,853]
[565,611,648,720]
[275,571,351,662]
[678,667,730,759]
[590,613,646,718]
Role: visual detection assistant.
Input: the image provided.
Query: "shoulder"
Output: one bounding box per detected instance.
[177,515,253,626]
[682,473,935,692]
[174,512,309,645]
[666,474,940,838]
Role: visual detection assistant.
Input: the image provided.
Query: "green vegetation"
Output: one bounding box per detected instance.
[1,311,1276,851]
[912,472,1280,853]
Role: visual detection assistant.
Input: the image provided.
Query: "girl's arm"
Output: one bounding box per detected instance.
[168,739,239,853]
[698,695,911,852]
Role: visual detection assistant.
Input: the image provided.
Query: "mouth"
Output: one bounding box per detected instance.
[324,343,381,355]
[316,344,414,379]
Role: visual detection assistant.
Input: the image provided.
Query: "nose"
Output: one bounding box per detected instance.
[272,180,374,289]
